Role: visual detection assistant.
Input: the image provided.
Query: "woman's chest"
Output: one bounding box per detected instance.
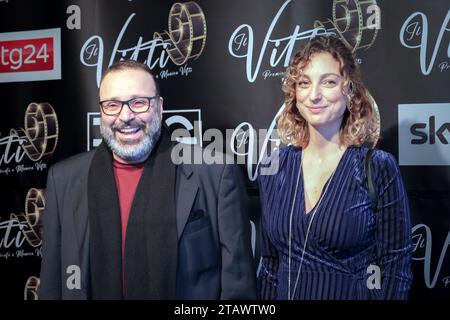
[269,165,376,258]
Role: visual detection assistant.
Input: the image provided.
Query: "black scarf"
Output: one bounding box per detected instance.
[88,128,177,299]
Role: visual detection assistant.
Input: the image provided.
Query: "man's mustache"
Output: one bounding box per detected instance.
[112,120,146,131]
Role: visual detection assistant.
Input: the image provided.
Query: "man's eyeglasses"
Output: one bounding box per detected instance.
[99,96,159,115]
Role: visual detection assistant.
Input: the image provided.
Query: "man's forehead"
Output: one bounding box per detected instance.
[102,68,154,83]
[100,69,156,93]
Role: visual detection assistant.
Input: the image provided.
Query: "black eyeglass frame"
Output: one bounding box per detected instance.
[99,96,160,115]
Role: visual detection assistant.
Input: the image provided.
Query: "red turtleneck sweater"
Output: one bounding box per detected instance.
[112,159,145,289]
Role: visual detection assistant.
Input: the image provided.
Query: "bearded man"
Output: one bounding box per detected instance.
[38,60,256,300]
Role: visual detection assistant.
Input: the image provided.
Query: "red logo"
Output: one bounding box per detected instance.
[0,28,61,82]
[0,37,54,73]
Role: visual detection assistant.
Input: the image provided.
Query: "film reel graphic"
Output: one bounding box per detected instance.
[154,1,207,65]
[314,0,379,52]
[24,276,40,300]
[10,188,45,248]
[10,103,59,161]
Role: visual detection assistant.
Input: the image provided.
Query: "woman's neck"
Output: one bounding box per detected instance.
[305,123,346,158]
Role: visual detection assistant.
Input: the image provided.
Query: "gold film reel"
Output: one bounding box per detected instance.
[154,1,207,65]
[24,276,40,300]
[10,188,45,248]
[10,102,59,161]
[314,0,379,52]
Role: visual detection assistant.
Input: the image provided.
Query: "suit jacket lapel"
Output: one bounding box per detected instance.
[71,175,90,298]
[176,163,199,239]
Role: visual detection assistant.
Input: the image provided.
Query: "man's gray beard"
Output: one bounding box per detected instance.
[100,115,161,163]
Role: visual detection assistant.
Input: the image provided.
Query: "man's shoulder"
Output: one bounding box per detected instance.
[49,150,96,178]
[180,160,232,179]
[176,145,243,181]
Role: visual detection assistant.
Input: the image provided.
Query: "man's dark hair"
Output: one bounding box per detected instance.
[100,60,160,96]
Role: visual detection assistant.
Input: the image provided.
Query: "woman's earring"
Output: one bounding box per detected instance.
[346,81,354,112]
[347,100,353,113]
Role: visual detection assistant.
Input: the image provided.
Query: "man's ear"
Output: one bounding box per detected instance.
[159,96,164,118]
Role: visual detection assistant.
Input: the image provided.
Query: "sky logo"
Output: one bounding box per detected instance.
[398,103,450,166]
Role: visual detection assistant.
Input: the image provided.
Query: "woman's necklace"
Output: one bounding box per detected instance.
[287,149,340,300]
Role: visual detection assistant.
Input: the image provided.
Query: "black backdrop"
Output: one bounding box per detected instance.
[1,0,449,300]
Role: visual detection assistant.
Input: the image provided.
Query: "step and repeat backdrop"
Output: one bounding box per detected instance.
[0,0,449,300]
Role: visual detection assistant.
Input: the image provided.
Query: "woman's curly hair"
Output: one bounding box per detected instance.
[277,35,379,148]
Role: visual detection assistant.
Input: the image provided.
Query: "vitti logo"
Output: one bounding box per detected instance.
[399,103,450,166]
[80,2,206,87]
[410,116,450,144]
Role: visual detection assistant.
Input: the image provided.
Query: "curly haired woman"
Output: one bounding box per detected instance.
[257,35,412,300]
